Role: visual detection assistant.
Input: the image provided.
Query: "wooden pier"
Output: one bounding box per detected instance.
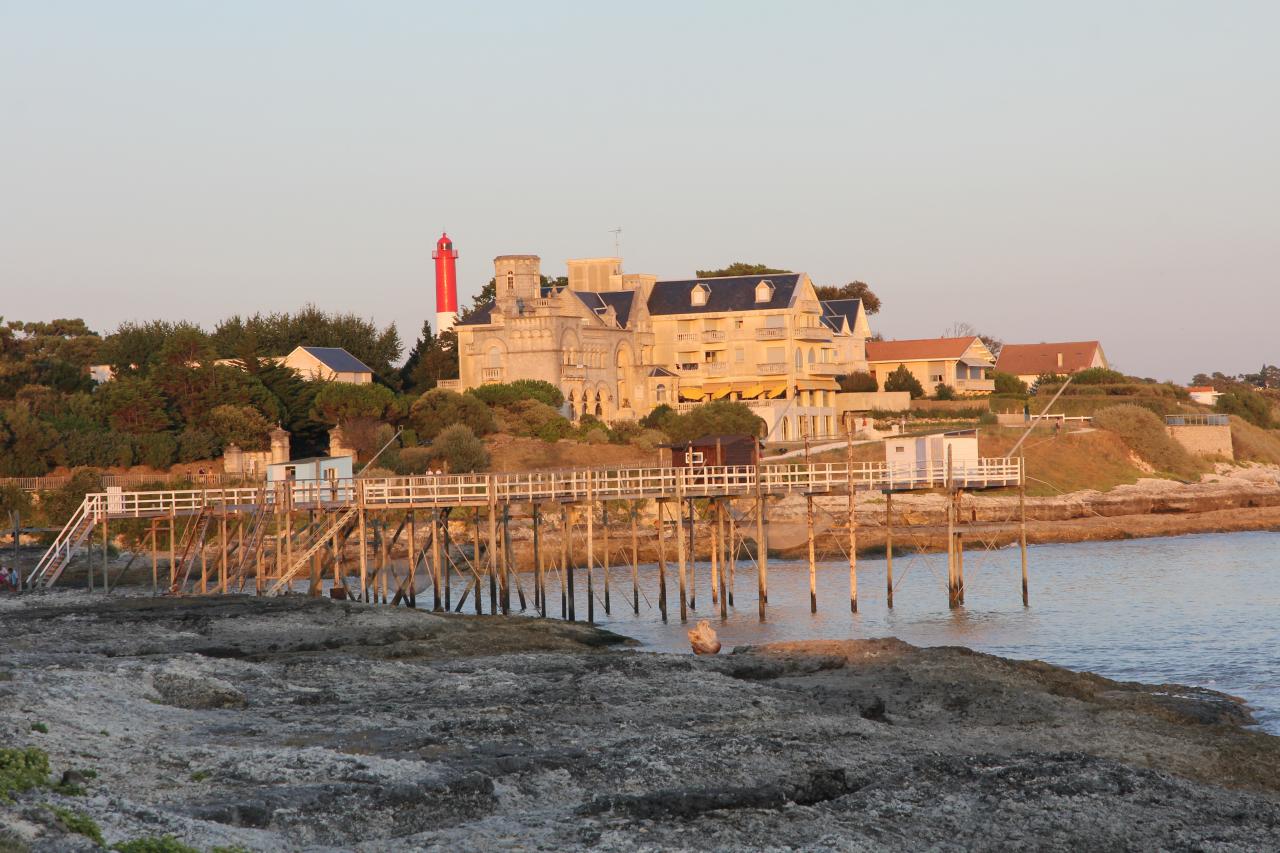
[26,457,1028,620]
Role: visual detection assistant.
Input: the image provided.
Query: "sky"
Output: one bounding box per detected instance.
[1,1,1277,381]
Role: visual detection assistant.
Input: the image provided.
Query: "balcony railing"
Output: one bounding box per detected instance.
[481,367,504,382]
[562,366,585,381]
[437,379,462,391]
[676,363,700,373]
[757,362,787,375]
[675,332,699,343]
[755,327,787,340]
[795,326,832,342]
[702,330,726,343]
[706,363,728,376]
[955,378,995,393]
[1167,414,1229,426]
[807,363,842,375]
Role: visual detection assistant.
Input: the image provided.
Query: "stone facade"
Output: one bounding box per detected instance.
[1168,424,1234,460]
[452,255,874,440]
[223,427,290,477]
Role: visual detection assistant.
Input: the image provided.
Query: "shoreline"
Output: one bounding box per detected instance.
[3,594,1280,850]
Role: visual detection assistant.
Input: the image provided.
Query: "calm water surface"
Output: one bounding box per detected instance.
[554,532,1280,733]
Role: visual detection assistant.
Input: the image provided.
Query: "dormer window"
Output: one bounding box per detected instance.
[755,280,774,303]
[691,283,710,307]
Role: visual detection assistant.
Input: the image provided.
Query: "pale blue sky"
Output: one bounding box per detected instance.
[2,1,1276,380]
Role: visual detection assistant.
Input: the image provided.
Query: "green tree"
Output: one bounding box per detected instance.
[401,321,459,393]
[408,389,497,442]
[661,401,766,444]
[883,364,924,399]
[469,380,564,409]
[812,281,881,314]
[94,378,170,435]
[992,372,1028,396]
[207,404,273,450]
[694,263,790,278]
[431,423,489,473]
[934,383,957,401]
[311,382,395,425]
[837,371,878,392]
[1216,387,1275,428]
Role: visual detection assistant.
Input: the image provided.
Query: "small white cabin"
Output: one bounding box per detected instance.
[884,429,979,480]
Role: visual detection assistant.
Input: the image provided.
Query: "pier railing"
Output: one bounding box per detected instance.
[62,459,1021,520]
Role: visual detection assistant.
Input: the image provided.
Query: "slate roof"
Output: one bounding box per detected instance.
[818,298,864,333]
[866,337,985,363]
[298,346,373,374]
[647,274,800,315]
[573,290,636,328]
[648,367,677,377]
[455,303,495,326]
[995,341,1103,376]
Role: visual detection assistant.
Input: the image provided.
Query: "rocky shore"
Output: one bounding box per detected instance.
[3,593,1280,851]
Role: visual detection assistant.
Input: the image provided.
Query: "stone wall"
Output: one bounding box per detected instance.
[1168,424,1234,459]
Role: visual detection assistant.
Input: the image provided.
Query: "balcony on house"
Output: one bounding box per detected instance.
[794,326,832,342]
[701,330,726,343]
[955,377,995,393]
[676,363,701,374]
[705,362,729,377]
[757,362,787,375]
[755,327,787,341]
[436,379,462,391]
[675,332,700,343]
[481,367,504,382]
[561,366,585,381]
[807,362,843,376]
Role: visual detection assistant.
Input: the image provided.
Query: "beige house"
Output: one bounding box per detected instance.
[279,346,374,384]
[866,336,996,396]
[995,341,1108,385]
[451,255,874,441]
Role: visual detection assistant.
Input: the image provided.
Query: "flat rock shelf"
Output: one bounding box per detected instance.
[2,593,1279,851]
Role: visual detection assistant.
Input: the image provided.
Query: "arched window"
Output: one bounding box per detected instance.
[794,348,803,368]
[567,390,577,421]
[808,349,816,364]
[655,384,667,403]
[486,347,502,368]
[782,417,791,441]
[594,391,603,417]
[506,272,515,292]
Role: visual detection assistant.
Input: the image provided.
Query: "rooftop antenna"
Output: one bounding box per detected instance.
[609,226,622,256]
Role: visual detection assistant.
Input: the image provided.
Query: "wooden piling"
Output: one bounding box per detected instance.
[442,511,452,610]
[956,530,965,605]
[716,500,727,619]
[629,501,640,615]
[655,501,668,622]
[357,505,368,602]
[431,510,444,611]
[685,497,696,610]
[1020,452,1029,607]
[806,494,817,613]
[149,519,158,596]
[533,504,544,617]
[726,501,736,608]
[560,504,569,619]
[472,510,483,615]
[219,514,228,595]
[754,466,768,619]
[586,473,595,624]
[602,503,611,616]
[847,430,858,614]
[709,500,720,609]
[501,503,513,615]
[565,504,576,622]
[674,476,689,622]
[884,490,894,609]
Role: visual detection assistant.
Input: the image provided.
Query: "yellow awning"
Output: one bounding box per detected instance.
[796,378,840,391]
[738,383,765,398]
[679,386,704,401]
[710,386,732,400]
[765,383,788,398]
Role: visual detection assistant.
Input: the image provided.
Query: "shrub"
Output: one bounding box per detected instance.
[1031,373,1067,393]
[582,427,610,444]
[409,389,497,442]
[632,428,667,452]
[837,371,878,393]
[1093,405,1206,479]
[175,427,220,462]
[134,432,177,470]
[1228,416,1280,464]
[0,746,49,801]
[934,383,956,401]
[497,400,571,440]
[392,446,438,475]
[978,411,998,425]
[1071,367,1128,385]
[883,364,924,399]
[469,380,564,409]
[992,371,1028,396]
[47,805,104,846]
[311,382,395,424]
[1216,387,1274,429]
[640,404,675,431]
[430,423,489,473]
[607,419,644,445]
[660,401,766,444]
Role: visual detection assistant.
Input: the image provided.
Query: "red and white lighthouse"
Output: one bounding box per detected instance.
[432,232,459,335]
